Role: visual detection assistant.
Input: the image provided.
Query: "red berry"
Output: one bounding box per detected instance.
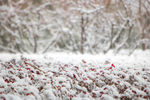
[9,71,14,74]
[73,74,76,79]
[74,66,79,70]
[132,90,136,94]
[90,68,96,72]
[57,86,61,91]
[30,77,34,80]
[100,91,104,94]
[24,62,28,65]
[144,90,147,92]
[36,71,40,75]
[69,95,74,98]
[26,93,30,96]
[101,74,104,77]
[17,69,22,71]
[109,67,112,69]
[11,78,15,83]
[96,73,99,75]
[9,65,13,68]
[111,64,115,68]
[83,91,86,94]
[4,79,9,83]
[26,68,30,70]
[30,70,34,73]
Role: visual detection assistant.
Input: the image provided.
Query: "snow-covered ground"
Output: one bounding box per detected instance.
[0,50,150,100]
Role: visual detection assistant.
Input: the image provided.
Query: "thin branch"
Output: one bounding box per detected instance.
[120,0,129,16]
[0,45,17,53]
[42,34,61,53]
[33,34,37,53]
[115,23,134,53]
[112,19,129,44]
[24,61,46,74]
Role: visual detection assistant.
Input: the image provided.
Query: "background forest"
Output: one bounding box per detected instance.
[0,0,150,54]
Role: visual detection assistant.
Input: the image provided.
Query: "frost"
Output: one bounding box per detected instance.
[0,51,150,99]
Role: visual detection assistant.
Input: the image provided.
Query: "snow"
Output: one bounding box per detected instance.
[0,50,150,100]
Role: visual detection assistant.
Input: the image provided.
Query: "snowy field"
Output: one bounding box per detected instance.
[0,50,150,100]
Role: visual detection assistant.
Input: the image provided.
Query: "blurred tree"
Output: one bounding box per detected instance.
[0,0,149,54]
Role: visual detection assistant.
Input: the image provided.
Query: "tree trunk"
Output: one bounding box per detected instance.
[80,15,85,54]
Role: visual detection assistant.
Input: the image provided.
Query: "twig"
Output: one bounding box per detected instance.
[0,45,17,53]
[24,61,46,74]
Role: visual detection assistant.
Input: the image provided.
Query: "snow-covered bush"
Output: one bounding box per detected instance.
[0,52,150,100]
